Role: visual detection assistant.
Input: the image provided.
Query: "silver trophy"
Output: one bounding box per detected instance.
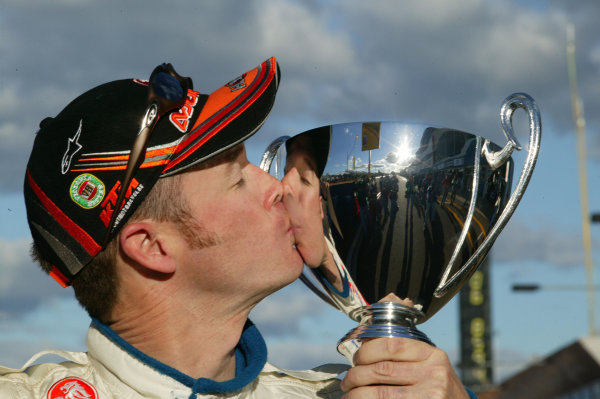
[261,93,541,357]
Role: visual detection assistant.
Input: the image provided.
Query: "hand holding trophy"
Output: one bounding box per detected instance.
[261,93,541,362]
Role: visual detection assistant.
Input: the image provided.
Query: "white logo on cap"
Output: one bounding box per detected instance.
[61,119,83,174]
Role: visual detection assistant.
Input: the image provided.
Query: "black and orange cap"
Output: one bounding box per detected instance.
[24,57,280,286]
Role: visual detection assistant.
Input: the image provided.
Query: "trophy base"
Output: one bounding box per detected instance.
[337,302,434,355]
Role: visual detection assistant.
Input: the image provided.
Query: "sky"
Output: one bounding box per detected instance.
[1,0,600,386]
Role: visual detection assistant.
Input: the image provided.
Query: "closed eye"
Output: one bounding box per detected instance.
[233,177,246,189]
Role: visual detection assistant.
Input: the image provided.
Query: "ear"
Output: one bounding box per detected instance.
[119,221,177,275]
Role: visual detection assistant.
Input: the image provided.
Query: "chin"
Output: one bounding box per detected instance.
[259,248,304,291]
[290,251,305,276]
[264,276,298,298]
[277,254,305,287]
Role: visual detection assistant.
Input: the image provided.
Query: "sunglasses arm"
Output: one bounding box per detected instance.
[103,102,160,243]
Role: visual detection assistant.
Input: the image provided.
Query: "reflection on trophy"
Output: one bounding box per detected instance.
[261,93,541,360]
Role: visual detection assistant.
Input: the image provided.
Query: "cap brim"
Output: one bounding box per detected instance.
[285,125,331,178]
[162,57,280,176]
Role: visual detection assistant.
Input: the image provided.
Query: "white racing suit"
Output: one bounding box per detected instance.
[0,319,348,398]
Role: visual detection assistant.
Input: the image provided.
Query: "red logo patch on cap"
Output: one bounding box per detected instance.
[47,377,98,399]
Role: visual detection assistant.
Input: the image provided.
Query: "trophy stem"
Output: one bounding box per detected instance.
[337,302,435,355]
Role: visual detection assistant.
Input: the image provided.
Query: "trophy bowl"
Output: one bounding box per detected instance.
[261,93,541,358]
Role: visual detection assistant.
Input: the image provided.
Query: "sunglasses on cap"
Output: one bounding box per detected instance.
[104,63,193,243]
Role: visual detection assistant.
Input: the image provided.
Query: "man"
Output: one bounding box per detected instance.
[1,57,474,398]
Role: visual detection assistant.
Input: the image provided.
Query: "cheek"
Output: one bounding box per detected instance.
[299,187,321,213]
[207,206,267,244]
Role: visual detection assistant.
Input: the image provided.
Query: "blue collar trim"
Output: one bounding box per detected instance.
[91,318,267,395]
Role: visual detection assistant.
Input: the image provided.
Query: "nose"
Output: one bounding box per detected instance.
[282,166,301,200]
[250,164,283,209]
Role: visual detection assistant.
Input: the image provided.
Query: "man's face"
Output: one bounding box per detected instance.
[172,144,304,305]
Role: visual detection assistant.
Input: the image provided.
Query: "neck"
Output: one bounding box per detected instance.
[110,285,252,381]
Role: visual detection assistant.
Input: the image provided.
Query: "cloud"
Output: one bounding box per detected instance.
[492,218,599,267]
[254,1,358,77]
[0,296,88,368]
[0,239,73,318]
[3,0,599,192]
[326,1,570,128]
[251,278,334,337]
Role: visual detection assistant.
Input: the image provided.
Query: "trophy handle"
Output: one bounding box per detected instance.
[259,135,290,174]
[434,93,541,298]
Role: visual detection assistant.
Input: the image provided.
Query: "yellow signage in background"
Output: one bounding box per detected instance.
[361,122,381,151]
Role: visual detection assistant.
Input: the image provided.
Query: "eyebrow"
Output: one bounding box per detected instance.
[190,144,245,171]
[216,144,244,164]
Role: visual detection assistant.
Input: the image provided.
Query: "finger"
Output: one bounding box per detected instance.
[342,384,413,399]
[343,383,468,399]
[342,355,465,397]
[378,292,414,307]
[343,341,469,398]
[341,360,420,392]
[353,337,435,366]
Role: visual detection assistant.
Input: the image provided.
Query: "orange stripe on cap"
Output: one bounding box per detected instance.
[194,65,261,124]
[71,159,170,173]
[78,143,179,164]
[189,59,269,142]
[176,72,267,158]
[80,154,129,162]
[164,57,276,173]
[145,145,178,158]
[139,159,170,168]
[71,165,126,172]
[49,265,71,287]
